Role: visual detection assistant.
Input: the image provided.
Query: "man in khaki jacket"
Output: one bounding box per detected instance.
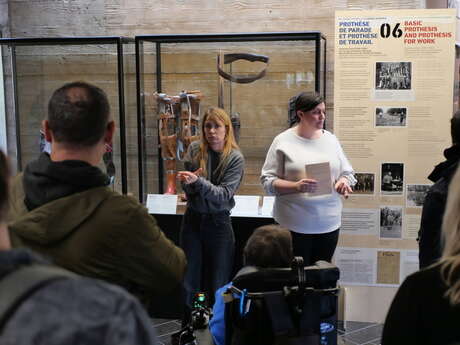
[7,81,187,311]
[0,149,160,345]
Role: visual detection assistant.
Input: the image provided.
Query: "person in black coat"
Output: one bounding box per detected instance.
[382,163,460,345]
[418,110,460,269]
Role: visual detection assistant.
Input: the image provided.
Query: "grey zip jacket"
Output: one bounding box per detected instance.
[182,141,244,214]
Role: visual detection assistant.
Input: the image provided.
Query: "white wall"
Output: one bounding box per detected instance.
[343,286,398,323]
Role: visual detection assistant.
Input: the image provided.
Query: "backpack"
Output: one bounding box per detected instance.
[0,264,77,332]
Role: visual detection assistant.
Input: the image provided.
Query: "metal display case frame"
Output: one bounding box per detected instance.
[0,36,132,194]
[135,32,327,202]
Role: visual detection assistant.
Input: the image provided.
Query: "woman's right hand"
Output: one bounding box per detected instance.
[177,168,203,185]
[295,178,318,193]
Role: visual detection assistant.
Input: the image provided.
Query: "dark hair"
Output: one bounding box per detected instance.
[48,81,110,147]
[451,110,460,145]
[0,150,9,221]
[243,225,293,268]
[295,92,324,113]
[288,92,324,126]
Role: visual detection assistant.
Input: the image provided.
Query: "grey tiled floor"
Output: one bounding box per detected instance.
[338,321,382,345]
[152,318,182,345]
[152,318,382,345]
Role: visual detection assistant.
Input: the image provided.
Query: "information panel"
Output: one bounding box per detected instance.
[334,9,456,286]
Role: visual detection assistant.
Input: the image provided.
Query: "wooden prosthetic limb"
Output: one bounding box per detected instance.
[156,91,202,194]
[157,94,178,194]
[178,91,202,160]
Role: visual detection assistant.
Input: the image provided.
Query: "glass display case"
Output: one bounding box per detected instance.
[0,36,136,195]
[135,32,327,202]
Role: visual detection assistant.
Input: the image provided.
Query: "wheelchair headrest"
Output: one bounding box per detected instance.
[232,261,339,292]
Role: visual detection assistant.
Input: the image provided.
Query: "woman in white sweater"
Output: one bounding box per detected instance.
[260,92,355,265]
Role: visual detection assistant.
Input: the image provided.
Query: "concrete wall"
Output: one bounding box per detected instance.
[0,1,9,153]
[0,0,9,37]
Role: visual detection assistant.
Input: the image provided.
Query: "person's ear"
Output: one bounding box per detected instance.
[104,120,115,144]
[42,120,53,142]
[296,110,304,120]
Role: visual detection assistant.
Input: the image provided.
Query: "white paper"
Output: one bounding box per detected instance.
[403,214,421,239]
[260,196,275,217]
[305,162,332,196]
[231,195,260,217]
[400,250,419,282]
[334,247,376,285]
[146,194,178,214]
[341,208,379,235]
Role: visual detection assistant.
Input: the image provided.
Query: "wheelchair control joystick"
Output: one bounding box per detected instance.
[191,292,212,329]
[171,292,212,345]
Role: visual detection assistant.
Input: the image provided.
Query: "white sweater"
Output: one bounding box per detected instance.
[260,128,355,234]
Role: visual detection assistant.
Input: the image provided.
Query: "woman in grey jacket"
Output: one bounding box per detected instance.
[178,107,244,311]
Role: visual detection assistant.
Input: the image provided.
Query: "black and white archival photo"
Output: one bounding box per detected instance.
[380,206,403,239]
[375,62,411,90]
[381,163,404,195]
[375,107,407,127]
[353,172,375,195]
[406,184,431,208]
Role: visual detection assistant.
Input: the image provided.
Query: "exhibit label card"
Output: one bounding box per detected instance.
[341,208,379,236]
[400,250,419,282]
[261,196,275,217]
[305,162,332,196]
[334,247,377,285]
[231,195,260,217]
[146,194,178,214]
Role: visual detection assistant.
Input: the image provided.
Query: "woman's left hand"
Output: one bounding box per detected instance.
[334,177,353,199]
[177,168,202,185]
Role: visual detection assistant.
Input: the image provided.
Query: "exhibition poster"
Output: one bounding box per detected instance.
[334,9,456,286]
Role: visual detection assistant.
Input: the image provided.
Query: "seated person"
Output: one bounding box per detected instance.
[209,224,293,345]
[382,164,460,345]
[0,150,158,345]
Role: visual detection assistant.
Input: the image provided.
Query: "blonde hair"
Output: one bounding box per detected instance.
[195,107,239,179]
[441,165,460,305]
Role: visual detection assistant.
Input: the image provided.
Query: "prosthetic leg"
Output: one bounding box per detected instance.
[157,93,179,194]
[156,91,202,194]
[178,91,202,160]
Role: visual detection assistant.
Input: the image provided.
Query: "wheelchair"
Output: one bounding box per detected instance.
[223,258,340,345]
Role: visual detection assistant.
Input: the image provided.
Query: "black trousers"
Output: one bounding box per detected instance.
[290,229,340,266]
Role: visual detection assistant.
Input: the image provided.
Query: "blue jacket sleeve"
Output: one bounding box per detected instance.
[209,283,232,345]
